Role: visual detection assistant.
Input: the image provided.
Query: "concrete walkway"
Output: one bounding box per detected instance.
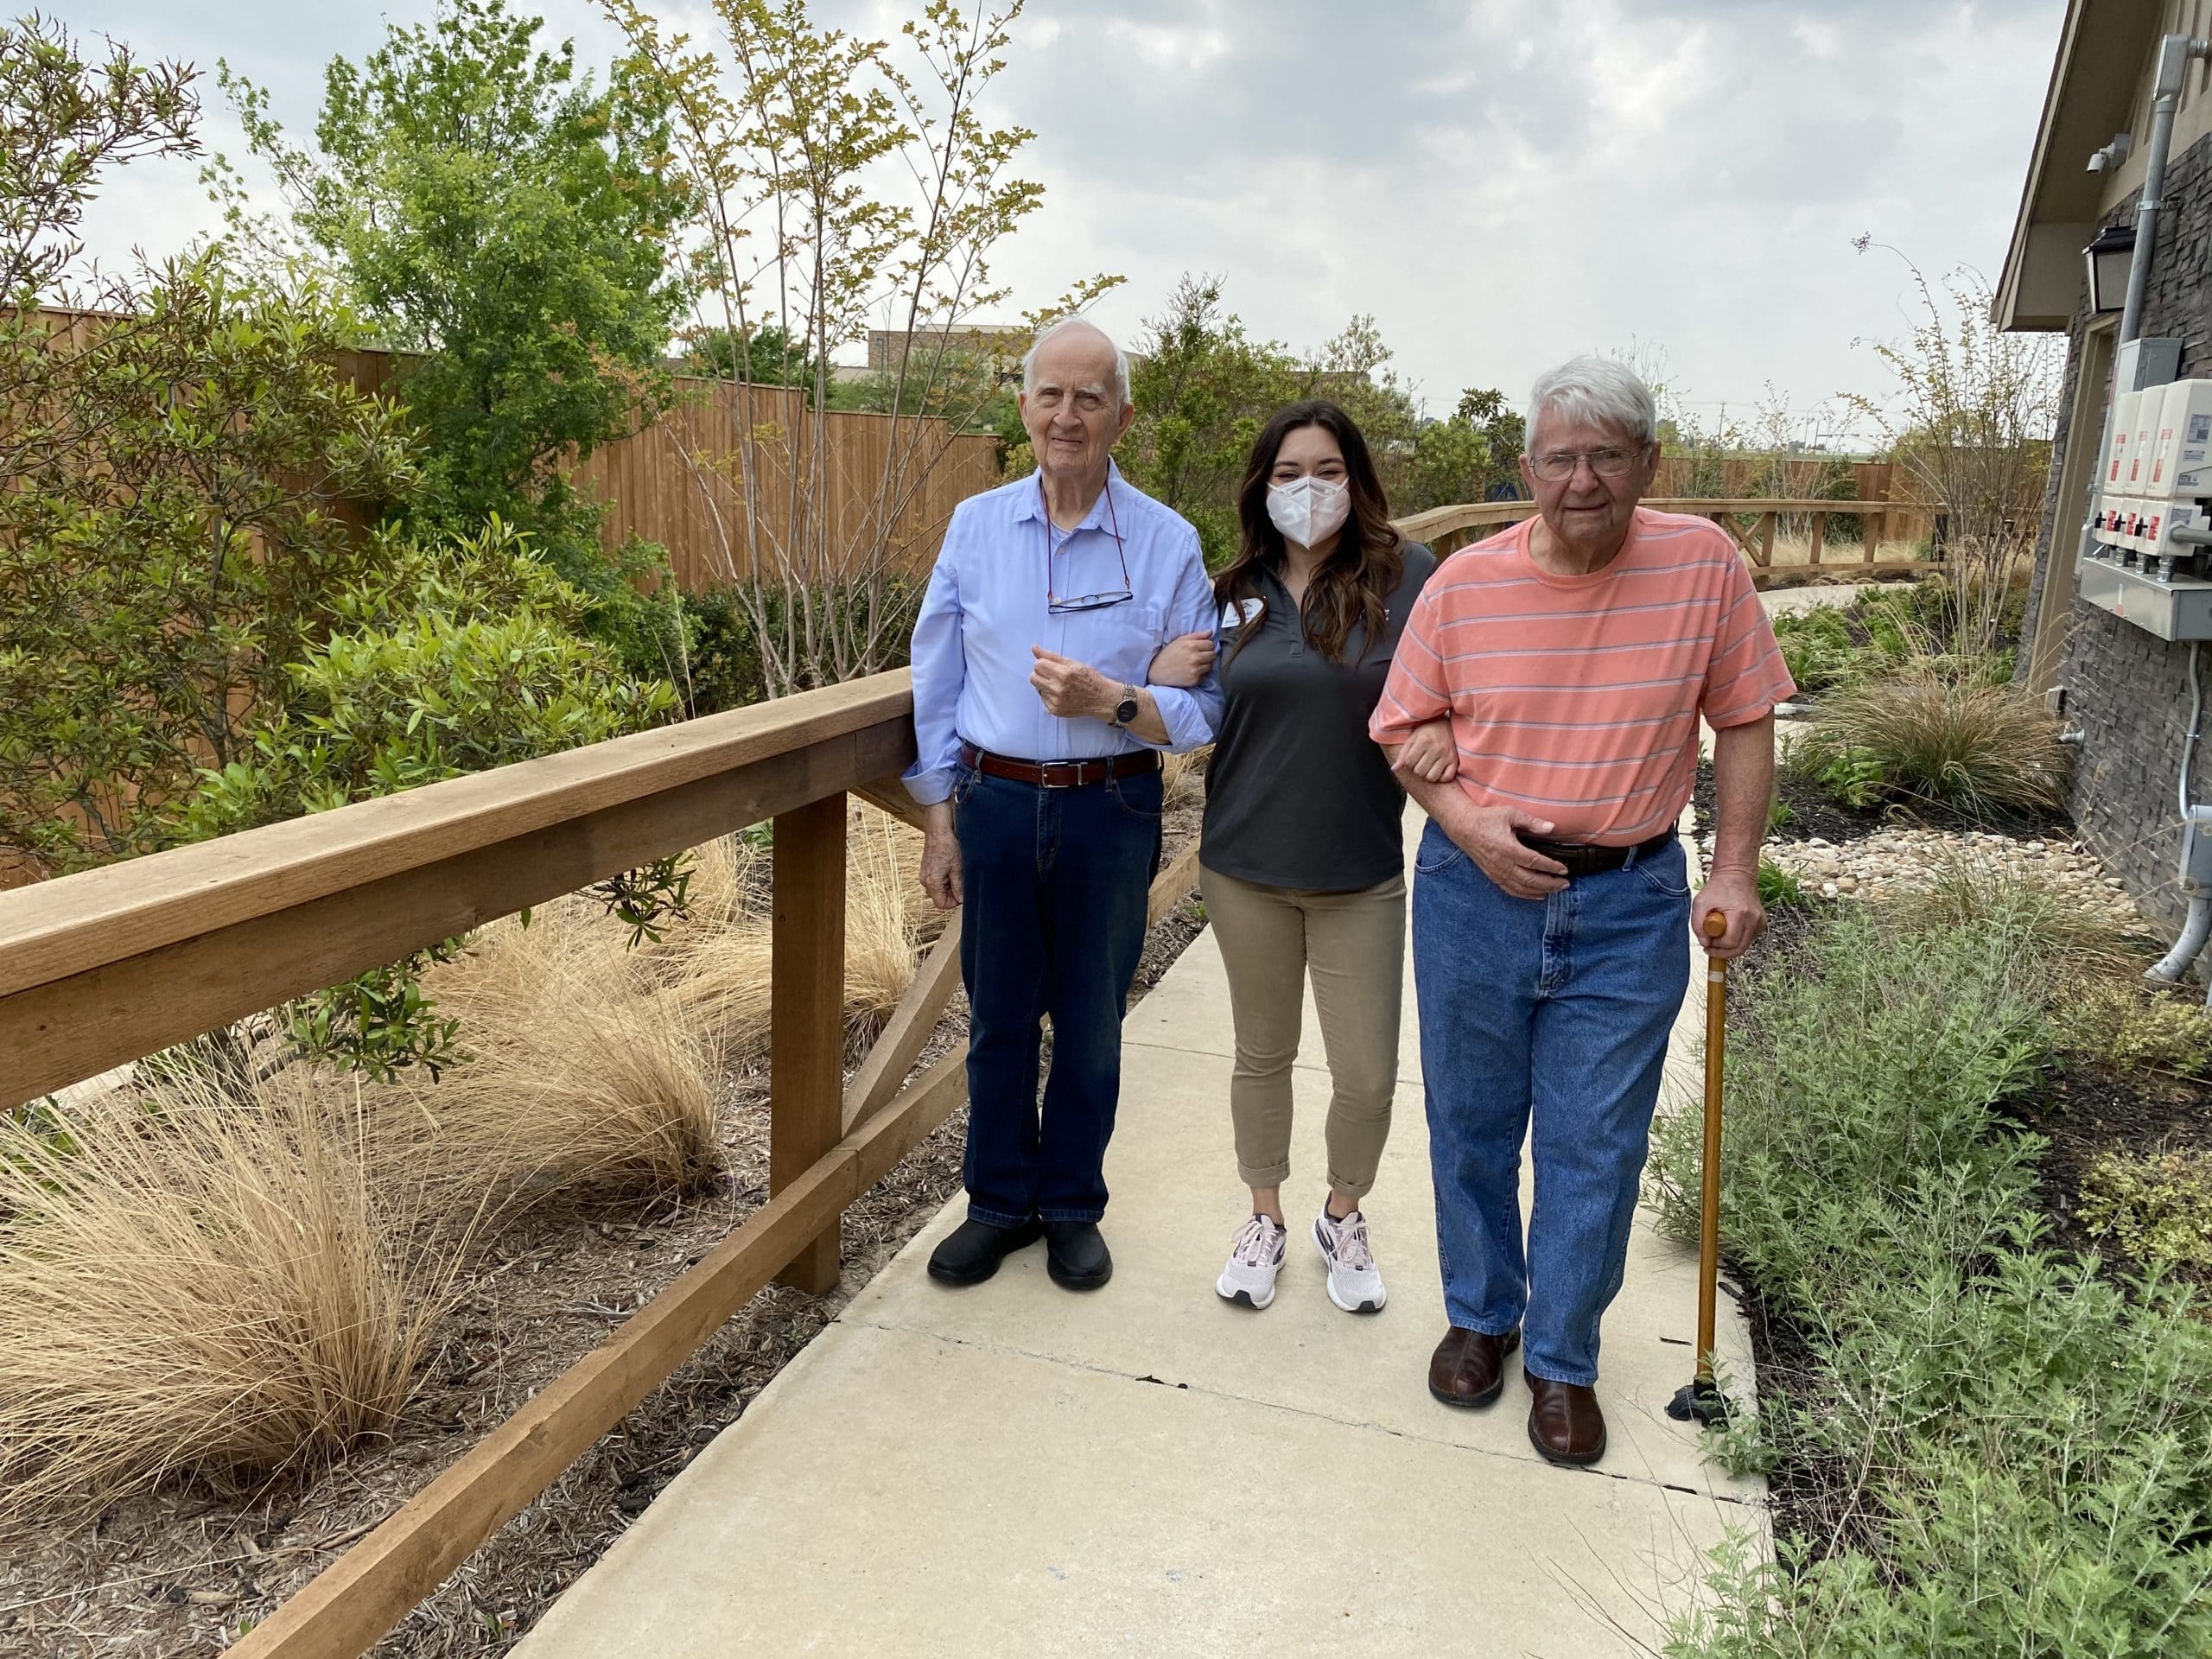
[518,813,1764,1658]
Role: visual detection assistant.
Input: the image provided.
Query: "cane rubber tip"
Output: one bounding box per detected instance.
[1667,1378,1731,1427]
[1703,909,1728,939]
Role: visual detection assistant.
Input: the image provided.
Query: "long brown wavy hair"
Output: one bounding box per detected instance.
[1215,400,1403,664]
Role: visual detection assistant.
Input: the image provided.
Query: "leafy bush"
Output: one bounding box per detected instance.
[2079,1149,2212,1277]
[1768,577,2024,698]
[183,520,677,1075]
[2067,984,2212,1078]
[1652,881,2212,1657]
[679,585,771,715]
[1789,671,2067,817]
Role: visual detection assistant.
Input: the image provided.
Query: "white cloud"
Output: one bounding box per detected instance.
[49,0,2069,436]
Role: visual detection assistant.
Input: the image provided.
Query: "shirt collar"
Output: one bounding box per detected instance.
[1014,458,1124,531]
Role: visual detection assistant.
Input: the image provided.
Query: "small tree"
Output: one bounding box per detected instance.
[220,0,694,672]
[607,0,1118,695]
[1846,240,2060,654]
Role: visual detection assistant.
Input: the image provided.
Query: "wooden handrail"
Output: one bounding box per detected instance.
[1391,496,1948,583]
[0,674,915,1110]
[0,663,1214,1659]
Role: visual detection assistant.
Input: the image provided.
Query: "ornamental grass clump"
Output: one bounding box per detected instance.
[1791,669,2068,818]
[0,1070,464,1525]
[1652,873,2212,1656]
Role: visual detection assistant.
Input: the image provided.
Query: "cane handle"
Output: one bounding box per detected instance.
[1702,908,1728,939]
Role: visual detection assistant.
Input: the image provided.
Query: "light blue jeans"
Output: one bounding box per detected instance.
[1411,817,1691,1386]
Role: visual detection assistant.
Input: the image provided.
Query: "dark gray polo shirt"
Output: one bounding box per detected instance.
[1199,543,1438,892]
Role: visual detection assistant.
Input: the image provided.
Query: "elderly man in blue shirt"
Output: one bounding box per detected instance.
[906,316,1222,1292]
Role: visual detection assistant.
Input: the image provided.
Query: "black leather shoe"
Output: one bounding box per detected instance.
[1043,1220,1113,1290]
[927,1217,1042,1287]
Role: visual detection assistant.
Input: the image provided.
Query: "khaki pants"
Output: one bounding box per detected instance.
[1199,866,1405,1200]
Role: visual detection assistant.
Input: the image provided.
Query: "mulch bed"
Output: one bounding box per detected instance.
[2013,1053,2212,1287]
[2,804,1211,1659]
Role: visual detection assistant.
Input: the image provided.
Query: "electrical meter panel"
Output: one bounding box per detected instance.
[2082,374,2212,640]
[2107,389,2141,491]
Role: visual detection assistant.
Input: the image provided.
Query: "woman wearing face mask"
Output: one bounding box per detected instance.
[1148,400,1453,1314]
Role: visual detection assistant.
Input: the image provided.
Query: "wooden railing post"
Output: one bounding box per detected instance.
[1808,510,1827,568]
[1756,511,1777,569]
[772,791,848,1294]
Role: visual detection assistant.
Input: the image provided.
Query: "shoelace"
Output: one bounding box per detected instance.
[1230,1213,1282,1267]
[1326,1210,1376,1273]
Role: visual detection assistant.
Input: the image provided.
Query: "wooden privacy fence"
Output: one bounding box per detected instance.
[0,672,1201,1659]
[332,350,1004,594]
[1393,497,1948,584]
[570,379,1003,593]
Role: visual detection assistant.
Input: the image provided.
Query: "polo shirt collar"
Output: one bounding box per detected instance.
[1014,459,1125,531]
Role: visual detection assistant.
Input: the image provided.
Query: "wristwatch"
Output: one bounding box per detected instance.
[1110,685,1141,728]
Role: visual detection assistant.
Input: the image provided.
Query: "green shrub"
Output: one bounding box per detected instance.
[679,586,770,715]
[2067,985,2212,1078]
[184,520,677,1076]
[1653,883,2212,1657]
[1790,671,2068,817]
[2079,1149,2212,1276]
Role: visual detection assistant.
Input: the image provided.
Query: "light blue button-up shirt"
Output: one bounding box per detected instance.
[903,461,1224,806]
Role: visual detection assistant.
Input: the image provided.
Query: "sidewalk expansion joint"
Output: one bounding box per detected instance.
[836,1312,1760,1512]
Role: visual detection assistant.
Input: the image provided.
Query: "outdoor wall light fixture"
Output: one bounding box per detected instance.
[2086,224,2137,315]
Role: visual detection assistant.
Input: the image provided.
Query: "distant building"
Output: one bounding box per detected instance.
[868,322,1033,380]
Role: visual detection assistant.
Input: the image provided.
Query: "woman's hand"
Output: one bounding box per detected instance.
[1391,719,1458,785]
[1147,631,1215,689]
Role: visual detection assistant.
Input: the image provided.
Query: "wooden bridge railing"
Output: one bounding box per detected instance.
[0,671,1200,1659]
[1393,497,1946,582]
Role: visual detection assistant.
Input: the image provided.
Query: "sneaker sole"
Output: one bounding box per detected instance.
[1216,1274,1277,1310]
[1313,1222,1387,1315]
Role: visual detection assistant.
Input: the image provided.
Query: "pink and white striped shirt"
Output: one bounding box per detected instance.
[1370,508,1793,846]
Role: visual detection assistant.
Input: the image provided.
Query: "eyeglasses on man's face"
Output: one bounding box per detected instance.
[1529,446,1645,483]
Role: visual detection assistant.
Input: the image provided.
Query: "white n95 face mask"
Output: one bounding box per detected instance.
[1265,475,1351,548]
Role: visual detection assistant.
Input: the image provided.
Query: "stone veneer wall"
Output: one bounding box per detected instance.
[2023,130,2212,937]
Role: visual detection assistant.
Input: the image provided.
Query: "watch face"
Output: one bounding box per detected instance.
[1116,695,1141,724]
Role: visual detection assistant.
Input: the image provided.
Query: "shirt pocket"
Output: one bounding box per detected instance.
[1089,599,1169,686]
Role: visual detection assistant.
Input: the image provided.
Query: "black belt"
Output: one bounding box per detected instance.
[959,742,1161,789]
[1516,830,1677,878]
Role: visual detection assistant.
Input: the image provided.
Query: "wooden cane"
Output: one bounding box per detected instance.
[1669,907,1731,1425]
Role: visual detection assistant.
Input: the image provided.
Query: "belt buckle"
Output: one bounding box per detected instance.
[1039,760,1083,789]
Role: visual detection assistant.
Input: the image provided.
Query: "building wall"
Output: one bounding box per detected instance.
[2031,130,2212,934]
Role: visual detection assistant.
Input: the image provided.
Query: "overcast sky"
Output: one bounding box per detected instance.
[62,0,2063,445]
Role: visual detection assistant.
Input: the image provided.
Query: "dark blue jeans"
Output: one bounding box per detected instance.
[953,763,1162,1226]
[1411,818,1691,1385]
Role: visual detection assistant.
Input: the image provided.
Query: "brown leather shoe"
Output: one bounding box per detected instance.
[1525,1370,1606,1465]
[1427,1325,1520,1408]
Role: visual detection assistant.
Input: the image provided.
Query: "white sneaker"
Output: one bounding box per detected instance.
[1313,1208,1387,1313]
[1216,1213,1287,1309]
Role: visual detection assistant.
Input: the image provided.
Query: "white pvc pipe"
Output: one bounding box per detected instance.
[2150,895,2212,982]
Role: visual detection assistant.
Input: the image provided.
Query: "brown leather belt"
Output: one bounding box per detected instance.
[960,741,1161,789]
[1517,830,1677,878]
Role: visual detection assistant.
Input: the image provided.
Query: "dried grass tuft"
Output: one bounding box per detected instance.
[1162,746,1210,810]
[391,898,723,1213]
[1793,669,2069,817]
[660,804,929,1061]
[0,1070,462,1525]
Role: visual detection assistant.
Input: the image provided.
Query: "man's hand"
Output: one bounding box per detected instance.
[1031,646,1121,720]
[1147,631,1214,690]
[1389,719,1458,785]
[1435,798,1569,899]
[919,802,962,911]
[1693,864,1764,959]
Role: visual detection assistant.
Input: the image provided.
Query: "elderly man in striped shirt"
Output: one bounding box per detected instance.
[1370,355,1791,1468]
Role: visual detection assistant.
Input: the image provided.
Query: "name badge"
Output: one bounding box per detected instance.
[1220,597,1264,631]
